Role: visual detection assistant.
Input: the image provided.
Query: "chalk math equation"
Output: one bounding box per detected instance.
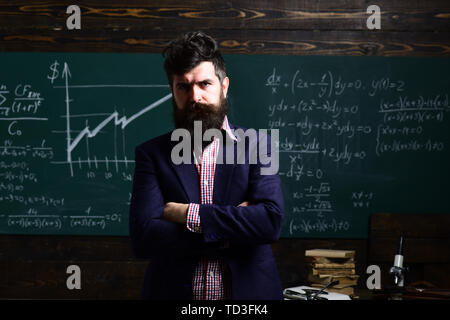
[0,56,172,235]
[263,65,449,236]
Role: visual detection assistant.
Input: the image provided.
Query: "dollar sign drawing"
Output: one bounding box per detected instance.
[47,60,60,84]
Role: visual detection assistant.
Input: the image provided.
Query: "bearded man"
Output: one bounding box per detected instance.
[129,31,284,300]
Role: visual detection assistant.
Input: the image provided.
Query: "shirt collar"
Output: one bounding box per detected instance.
[221,115,238,141]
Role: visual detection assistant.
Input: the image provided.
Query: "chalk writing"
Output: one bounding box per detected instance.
[0,54,448,237]
[264,64,448,235]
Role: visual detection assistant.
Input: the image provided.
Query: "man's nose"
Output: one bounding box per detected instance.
[190,85,202,103]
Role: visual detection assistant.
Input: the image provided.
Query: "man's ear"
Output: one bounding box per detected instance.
[222,76,230,98]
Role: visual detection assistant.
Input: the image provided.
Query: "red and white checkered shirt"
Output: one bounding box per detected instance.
[186,115,236,300]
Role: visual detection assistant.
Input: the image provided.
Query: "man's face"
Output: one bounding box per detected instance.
[171,61,230,138]
[171,61,229,109]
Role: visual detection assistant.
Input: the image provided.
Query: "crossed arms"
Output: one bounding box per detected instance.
[129,144,284,259]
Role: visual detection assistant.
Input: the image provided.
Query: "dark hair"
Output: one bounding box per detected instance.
[163,31,226,85]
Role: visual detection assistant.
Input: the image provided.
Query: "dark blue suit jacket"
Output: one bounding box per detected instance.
[129,124,284,300]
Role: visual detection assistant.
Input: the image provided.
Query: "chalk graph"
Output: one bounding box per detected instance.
[49,61,172,176]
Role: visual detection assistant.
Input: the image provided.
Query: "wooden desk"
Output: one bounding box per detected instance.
[355,287,450,300]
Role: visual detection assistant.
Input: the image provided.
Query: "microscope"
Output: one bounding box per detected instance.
[389,237,408,298]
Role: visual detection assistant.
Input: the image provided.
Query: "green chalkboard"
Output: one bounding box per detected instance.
[0,52,449,238]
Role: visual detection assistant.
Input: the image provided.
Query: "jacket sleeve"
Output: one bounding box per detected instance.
[129,145,224,259]
[198,135,284,246]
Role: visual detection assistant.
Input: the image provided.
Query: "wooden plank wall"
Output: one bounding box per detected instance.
[1,0,449,55]
[0,1,449,299]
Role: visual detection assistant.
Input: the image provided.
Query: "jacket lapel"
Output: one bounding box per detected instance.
[168,138,201,204]
[213,126,237,205]
[168,124,238,205]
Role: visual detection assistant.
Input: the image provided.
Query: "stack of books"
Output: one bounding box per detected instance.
[305,249,359,297]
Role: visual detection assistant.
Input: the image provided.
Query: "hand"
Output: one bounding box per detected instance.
[163,202,189,224]
[238,201,250,207]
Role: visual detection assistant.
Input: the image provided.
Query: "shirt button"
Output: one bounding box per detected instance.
[209,272,214,278]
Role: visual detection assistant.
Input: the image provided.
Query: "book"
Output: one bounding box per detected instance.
[306,256,355,267]
[305,248,359,299]
[312,268,356,276]
[305,249,355,258]
[307,274,359,286]
[313,263,356,269]
[283,286,351,300]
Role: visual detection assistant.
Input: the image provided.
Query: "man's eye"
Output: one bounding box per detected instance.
[201,81,210,87]
[177,84,189,91]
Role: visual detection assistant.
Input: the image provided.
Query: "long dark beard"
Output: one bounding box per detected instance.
[172,93,228,149]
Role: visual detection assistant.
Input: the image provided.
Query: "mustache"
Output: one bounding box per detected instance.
[186,101,217,113]
[172,94,228,136]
